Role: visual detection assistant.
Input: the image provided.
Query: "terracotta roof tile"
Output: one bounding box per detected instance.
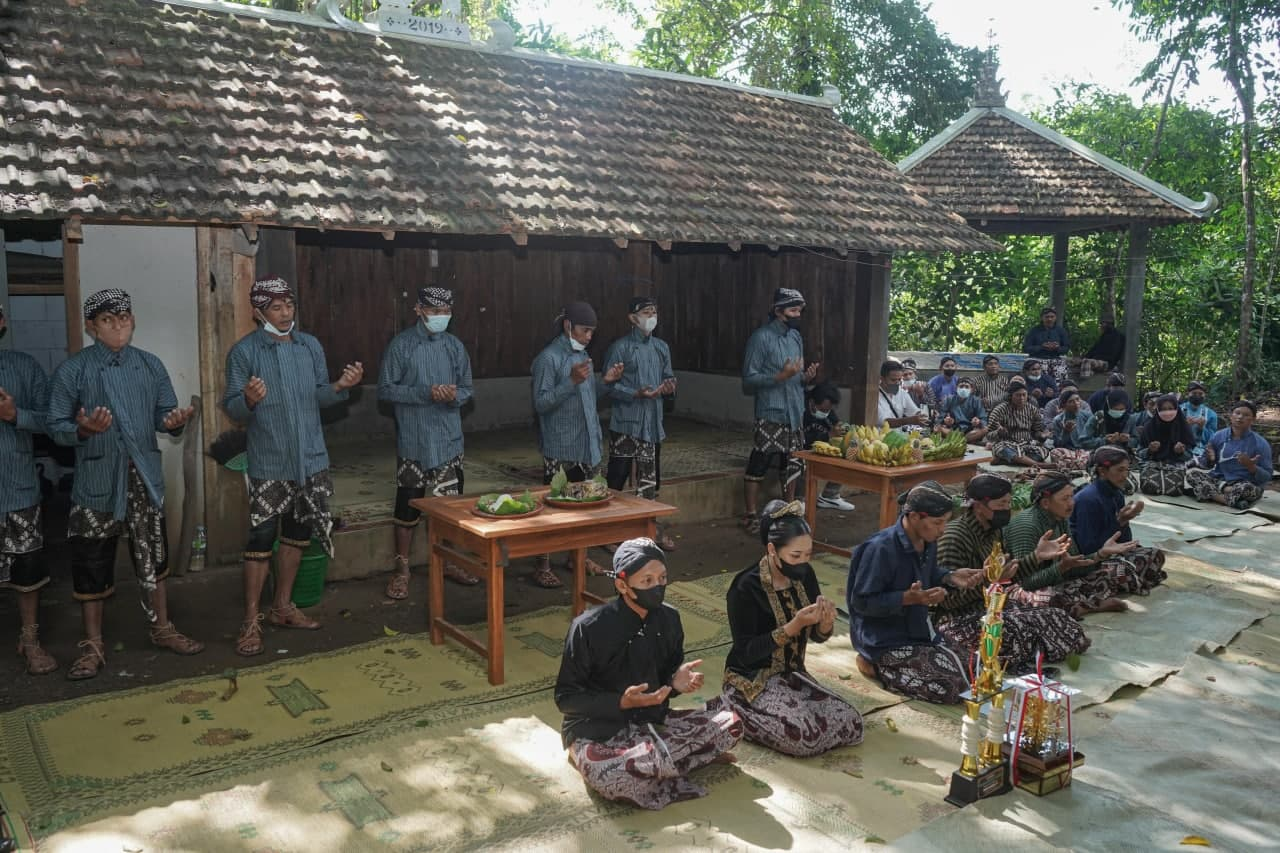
[902,111,1213,227]
[0,0,999,253]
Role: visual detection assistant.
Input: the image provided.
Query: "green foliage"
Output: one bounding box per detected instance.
[634,0,983,159]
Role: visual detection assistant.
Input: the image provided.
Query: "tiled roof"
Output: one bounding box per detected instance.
[899,108,1217,228]
[0,0,999,254]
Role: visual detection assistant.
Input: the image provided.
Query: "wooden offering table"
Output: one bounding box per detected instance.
[410,489,677,685]
[794,448,992,557]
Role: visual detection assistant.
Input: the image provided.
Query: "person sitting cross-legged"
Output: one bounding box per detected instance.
[555,538,743,810]
[847,482,987,705]
[1184,400,1273,510]
[721,500,864,756]
[986,378,1049,467]
[934,376,987,444]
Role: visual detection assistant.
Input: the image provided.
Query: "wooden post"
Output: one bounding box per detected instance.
[1051,232,1068,323]
[850,252,890,425]
[1122,223,1149,387]
[62,221,84,354]
[196,227,257,566]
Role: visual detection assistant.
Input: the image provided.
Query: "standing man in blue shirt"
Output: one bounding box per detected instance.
[0,303,58,675]
[223,276,363,656]
[602,296,677,549]
[48,289,203,680]
[740,288,818,535]
[378,286,478,598]
[530,301,624,587]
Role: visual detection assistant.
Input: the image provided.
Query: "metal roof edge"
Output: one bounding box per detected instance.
[146,0,839,110]
[896,108,987,173]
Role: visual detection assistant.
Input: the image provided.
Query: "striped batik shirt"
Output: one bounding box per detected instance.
[741,319,805,429]
[47,341,180,518]
[987,401,1046,442]
[377,322,473,470]
[0,350,49,514]
[532,334,614,465]
[935,511,999,613]
[223,328,347,483]
[602,326,674,445]
[973,374,1008,412]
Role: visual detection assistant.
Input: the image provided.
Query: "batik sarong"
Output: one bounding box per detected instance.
[248,469,336,557]
[569,702,743,810]
[1184,468,1265,510]
[872,641,969,705]
[0,504,44,590]
[722,671,863,757]
[936,603,1090,670]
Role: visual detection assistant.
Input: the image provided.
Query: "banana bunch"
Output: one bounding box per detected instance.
[811,440,843,457]
[845,422,923,467]
[923,429,968,461]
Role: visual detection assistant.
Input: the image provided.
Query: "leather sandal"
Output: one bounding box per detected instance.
[385,556,411,600]
[443,562,481,586]
[267,603,321,630]
[236,614,265,656]
[531,562,563,589]
[149,621,205,655]
[17,624,58,675]
[67,637,106,681]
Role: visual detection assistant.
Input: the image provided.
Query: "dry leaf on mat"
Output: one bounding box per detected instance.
[384,625,401,636]
[380,761,394,772]
[1179,837,1212,847]
[885,718,899,733]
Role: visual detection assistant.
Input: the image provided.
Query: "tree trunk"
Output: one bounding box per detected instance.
[1225,0,1258,395]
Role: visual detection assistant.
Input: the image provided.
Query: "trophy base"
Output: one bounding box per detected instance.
[944,761,1010,807]
[1002,745,1086,796]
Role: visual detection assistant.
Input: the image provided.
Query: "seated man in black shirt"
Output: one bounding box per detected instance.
[1077,319,1125,377]
[555,538,742,809]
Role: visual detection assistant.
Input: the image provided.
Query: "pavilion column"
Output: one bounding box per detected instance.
[1051,232,1068,321]
[850,251,890,424]
[1122,223,1149,385]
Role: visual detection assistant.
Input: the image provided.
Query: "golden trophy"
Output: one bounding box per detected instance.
[945,542,1014,806]
[1003,655,1085,795]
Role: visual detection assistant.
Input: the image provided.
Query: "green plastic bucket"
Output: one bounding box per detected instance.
[271,539,329,608]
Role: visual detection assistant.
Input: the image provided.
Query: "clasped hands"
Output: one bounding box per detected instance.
[620,658,704,709]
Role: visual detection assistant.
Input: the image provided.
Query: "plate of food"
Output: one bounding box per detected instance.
[544,469,614,508]
[472,491,543,519]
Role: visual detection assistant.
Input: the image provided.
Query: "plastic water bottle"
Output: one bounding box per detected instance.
[190,525,207,573]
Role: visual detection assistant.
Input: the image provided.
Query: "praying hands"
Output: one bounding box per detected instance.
[0,387,15,423]
[671,658,705,693]
[334,361,364,392]
[163,405,196,431]
[76,406,113,438]
[430,384,458,403]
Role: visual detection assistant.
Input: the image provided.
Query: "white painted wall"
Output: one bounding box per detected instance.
[80,225,198,544]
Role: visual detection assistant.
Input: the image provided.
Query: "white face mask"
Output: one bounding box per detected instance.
[262,318,294,336]
[569,337,587,352]
[423,314,450,334]
[639,316,658,333]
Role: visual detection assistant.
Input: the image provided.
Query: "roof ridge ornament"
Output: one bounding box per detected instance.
[970,52,1006,109]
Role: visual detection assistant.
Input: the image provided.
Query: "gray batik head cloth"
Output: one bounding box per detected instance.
[418,287,453,309]
[83,288,132,321]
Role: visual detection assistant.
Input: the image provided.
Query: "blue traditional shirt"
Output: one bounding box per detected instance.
[1023,324,1071,358]
[0,350,49,514]
[47,341,181,518]
[741,319,804,429]
[532,335,615,465]
[1180,401,1219,451]
[377,323,473,470]
[927,373,959,403]
[1051,410,1091,449]
[223,328,348,482]
[847,522,952,662]
[936,393,986,429]
[602,327,674,445]
[1070,479,1132,555]
[1076,411,1140,450]
[1200,428,1273,486]
[1021,372,1058,408]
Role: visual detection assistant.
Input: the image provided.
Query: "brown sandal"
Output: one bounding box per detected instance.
[742,513,761,536]
[531,562,563,589]
[658,533,678,551]
[150,621,205,655]
[444,562,481,586]
[17,624,58,675]
[236,614,265,656]
[268,603,321,630]
[67,637,106,681]
[386,556,411,600]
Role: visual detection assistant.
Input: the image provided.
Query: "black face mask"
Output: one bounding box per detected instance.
[1189,395,1205,405]
[776,558,811,580]
[988,509,1012,529]
[786,317,803,330]
[629,583,666,611]
[943,368,956,377]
